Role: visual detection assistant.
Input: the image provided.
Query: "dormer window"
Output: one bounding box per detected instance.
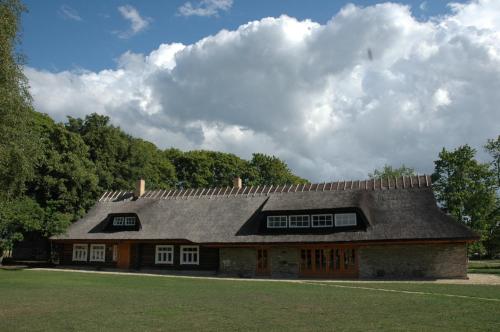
[289,215,310,228]
[311,214,333,227]
[267,216,287,228]
[335,213,357,227]
[113,217,125,226]
[124,216,136,226]
[112,216,136,226]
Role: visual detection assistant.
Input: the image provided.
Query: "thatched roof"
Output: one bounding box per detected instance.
[52,176,478,243]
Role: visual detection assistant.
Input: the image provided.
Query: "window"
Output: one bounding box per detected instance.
[72,244,88,262]
[335,213,357,227]
[311,214,333,227]
[113,216,124,226]
[89,244,106,262]
[124,216,136,226]
[155,245,174,264]
[267,216,287,228]
[289,215,310,228]
[180,246,199,265]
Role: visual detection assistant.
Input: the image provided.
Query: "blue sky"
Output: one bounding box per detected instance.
[23,0,499,181]
[23,0,465,72]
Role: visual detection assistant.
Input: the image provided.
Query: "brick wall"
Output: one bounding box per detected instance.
[358,243,468,279]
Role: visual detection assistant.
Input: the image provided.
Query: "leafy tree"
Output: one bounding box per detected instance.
[27,112,99,220]
[66,113,177,191]
[484,135,500,188]
[0,197,44,251]
[432,145,498,256]
[369,164,416,179]
[0,0,40,198]
[248,153,307,186]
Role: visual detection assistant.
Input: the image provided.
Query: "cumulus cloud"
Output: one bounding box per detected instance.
[115,5,151,38]
[59,5,82,21]
[178,0,233,17]
[27,0,500,181]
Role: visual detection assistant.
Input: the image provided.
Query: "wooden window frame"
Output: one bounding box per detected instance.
[180,245,199,265]
[155,245,174,264]
[89,244,106,262]
[72,244,88,262]
[311,214,333,228]
[289,215,310,228]
[267,216,288,228]
[335,213,357,227]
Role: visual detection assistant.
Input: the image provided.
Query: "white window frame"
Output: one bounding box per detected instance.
[113,216,125,226]
[335,213,357,227]
[72,244,88,262]
[155,245,174,264]
[89,244,106,262]
[311,214,334,228]
[288,215,310,228]
[267,216,288,228]
[180,245,199,265]
[124,216,136,226]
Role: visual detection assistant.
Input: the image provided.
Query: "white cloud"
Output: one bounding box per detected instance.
[116,5,152,38]
[59,5,82,21]
[419,2,427,11]
[178,0,233,17]
[27,0,500,182]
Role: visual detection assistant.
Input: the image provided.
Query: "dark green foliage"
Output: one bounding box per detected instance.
[28,112,99,220]
[0,197,44,250]
[166,150,307,189]
[66,113,178,191]
[369,164,416,179]
[484,135,500,188]
[432,145,498,257]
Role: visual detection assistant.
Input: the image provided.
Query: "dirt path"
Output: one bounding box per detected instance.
[24,268,500,285]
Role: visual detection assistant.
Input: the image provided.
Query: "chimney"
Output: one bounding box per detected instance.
[135,179,145,198]
[233,177,242,189]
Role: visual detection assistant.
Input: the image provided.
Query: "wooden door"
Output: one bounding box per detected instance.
[299,246,358,278]
[256,248,270,275]
[117,243,131,269]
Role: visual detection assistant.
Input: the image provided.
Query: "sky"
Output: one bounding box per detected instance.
[21,0,500,182]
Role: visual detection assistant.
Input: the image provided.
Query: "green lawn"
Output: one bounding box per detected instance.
[469,260,500,275]
[1,270,499,331]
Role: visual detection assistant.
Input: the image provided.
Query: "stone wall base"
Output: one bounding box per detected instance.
[358,243,468,279]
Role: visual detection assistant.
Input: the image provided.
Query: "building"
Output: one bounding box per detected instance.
[51,176,478,279]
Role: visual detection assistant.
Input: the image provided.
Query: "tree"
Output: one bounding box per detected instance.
[368,164,416,179]
[432,145,497,256]
[484,135,500,188]
[248,153,308,186]
[0,0,40,198]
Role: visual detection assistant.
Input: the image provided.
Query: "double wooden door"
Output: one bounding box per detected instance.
[299,246,358,278]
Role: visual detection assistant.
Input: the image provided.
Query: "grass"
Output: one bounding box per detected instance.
[469,259,500,275]
[1,270,499,331]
